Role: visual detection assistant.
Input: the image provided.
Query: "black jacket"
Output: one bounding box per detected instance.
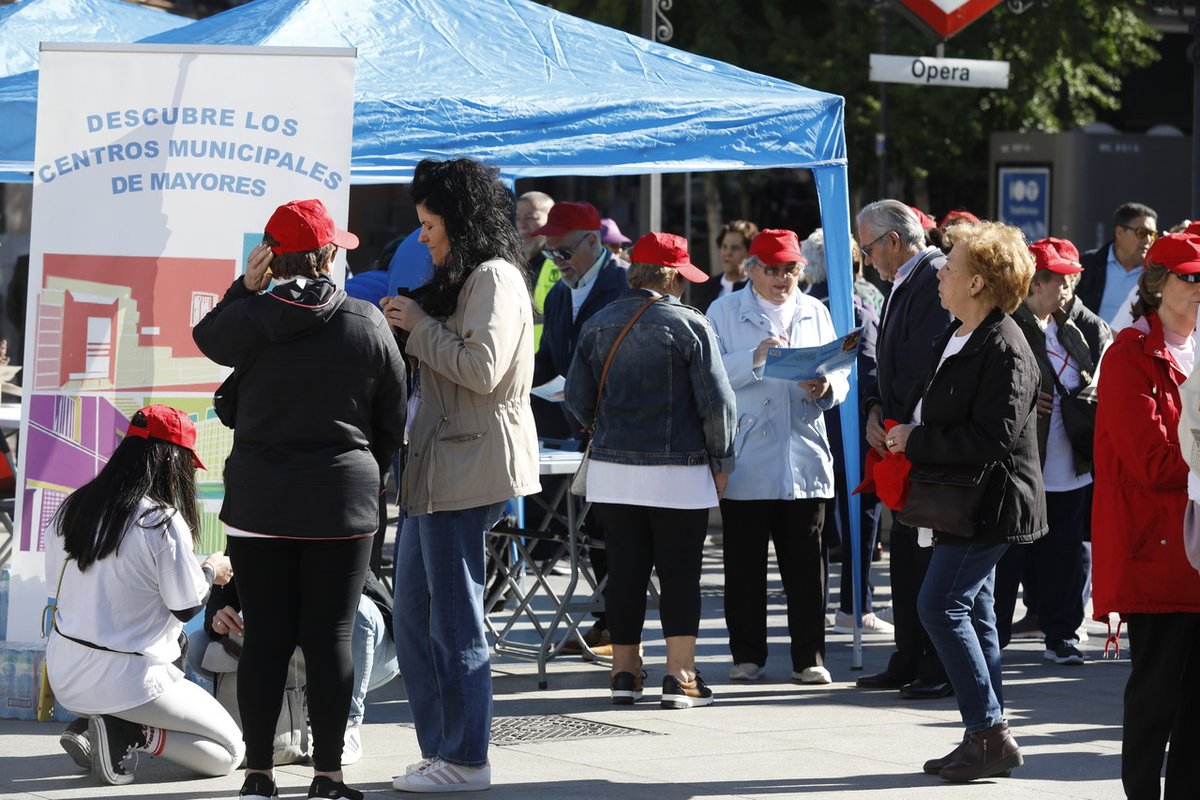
[532,252,628,387]
[689,274,746,314]
[1011,300,1110,474]
[863,248,949,421]
[904,308,1048,545]
[1074,242,1112,317]
[193,276,408,538]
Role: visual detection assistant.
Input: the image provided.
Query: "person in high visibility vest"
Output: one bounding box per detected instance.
[517,191,558,351]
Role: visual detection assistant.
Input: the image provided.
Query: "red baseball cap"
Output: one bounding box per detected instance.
[265,199,359,255]
[530,201,602,238]
[1146,233,1200,276]
[125,405,205,469]
[1185,220,1200,236]
[909,206,936,230]
[749,229,805,267]
[630,232,709,283]
[940,209,980,229]
[1039,236,1080,265]
[1029,241,1083,275]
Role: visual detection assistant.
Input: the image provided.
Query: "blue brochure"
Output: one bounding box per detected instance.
[762,327,864,381]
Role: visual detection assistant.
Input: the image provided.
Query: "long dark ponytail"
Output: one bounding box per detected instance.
[55,416,200,571]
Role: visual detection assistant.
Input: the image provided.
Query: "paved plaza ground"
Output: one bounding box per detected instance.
[0,540,1130,799]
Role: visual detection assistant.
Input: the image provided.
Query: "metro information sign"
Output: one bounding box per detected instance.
[870,54,1010,89]
[895,0,1006,39]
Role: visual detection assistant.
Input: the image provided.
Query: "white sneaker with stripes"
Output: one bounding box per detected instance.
[392,758,491,793]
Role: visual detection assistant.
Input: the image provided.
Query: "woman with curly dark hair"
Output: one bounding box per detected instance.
[381,158,540,793]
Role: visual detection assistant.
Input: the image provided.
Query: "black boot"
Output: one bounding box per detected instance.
[939,721,1022,782]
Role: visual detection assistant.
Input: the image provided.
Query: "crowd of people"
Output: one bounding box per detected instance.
[36,169,1200,799]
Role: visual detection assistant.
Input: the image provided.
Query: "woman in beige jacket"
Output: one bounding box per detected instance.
[380,158,539,793]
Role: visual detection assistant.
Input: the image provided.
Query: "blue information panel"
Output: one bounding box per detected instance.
[998,167,1050,242]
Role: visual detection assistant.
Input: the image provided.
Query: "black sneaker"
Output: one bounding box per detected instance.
[87,715,143,785]
[240,772,280,799]
[308,775,364,799]
[59,717,92,771]
[1045,642,1085,665]
[610,670,645,705]
[661,672,714,709]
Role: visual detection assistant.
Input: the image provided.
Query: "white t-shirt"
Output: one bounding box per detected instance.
[45,497,209,714]
[586,461,718,510]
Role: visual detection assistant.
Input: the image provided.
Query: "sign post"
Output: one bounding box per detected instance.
[870,54,1010,89]
[997,166,1051,242]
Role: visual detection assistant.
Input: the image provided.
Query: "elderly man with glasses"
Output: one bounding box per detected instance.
[1075,202,1158,326]
[853,199,954,700]
[530,200,628,657]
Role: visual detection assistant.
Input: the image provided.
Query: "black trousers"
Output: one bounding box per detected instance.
[994,486,1089,648]
[594,503,707,644]
[721,498,826,671]
[885,520,947,683]
[227,534,372,772]
[1122,612,1200,800]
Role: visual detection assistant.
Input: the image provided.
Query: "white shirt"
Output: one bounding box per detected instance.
[586,460,718,509]
[569,253,606,321]
[45,498,209,713]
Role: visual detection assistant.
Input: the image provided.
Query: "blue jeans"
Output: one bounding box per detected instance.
[393,502,505,767]
[918,540,1010,733]
[351,594,399,723]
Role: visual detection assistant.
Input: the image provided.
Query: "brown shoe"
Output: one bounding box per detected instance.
[939,721,1022,782]
[560,624,606,656]
[923,735,968,775]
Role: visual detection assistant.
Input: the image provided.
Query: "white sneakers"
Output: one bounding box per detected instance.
[393,758,491,793]
[341,720,363,766]
[729,662,763,681]
[832,609,895,635]
[792,666,833,684]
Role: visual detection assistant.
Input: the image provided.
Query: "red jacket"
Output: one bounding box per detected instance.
[1092,311,1200,617]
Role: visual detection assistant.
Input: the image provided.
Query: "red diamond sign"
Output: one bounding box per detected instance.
[895,0,1005,39]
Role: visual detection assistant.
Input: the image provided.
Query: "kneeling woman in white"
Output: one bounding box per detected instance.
[46,405,243,786]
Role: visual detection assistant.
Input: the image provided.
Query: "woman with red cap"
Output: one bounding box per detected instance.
[194,198,408,800]
[1093,232,1200,799]
[45,406,241,787]
[705,228,850,686]
[565,231,735,709]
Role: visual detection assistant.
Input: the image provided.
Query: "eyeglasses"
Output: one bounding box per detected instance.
[758,263,802,278]
[542,232,591,263]
[1118,224,1158,240]
[861,230,894,252]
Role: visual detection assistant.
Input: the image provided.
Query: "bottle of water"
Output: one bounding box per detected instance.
[0,563,10,642]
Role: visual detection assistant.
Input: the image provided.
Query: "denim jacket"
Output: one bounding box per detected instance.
[564,289,736,472]
[705,287,849,501]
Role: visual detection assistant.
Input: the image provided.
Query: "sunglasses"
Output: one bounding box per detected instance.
[758,263,802,278]
[542,232,591,263]
[1170,270,1200,284]
[1119,224,1158,240]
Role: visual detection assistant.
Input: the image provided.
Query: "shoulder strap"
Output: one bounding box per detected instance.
[586,295,662,433]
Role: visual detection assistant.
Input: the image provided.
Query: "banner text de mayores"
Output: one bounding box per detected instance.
[36,106,345,196]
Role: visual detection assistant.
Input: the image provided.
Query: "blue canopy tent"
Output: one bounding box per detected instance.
[0,0,187,78]
[0,0,870,650]
[0,0,187,180]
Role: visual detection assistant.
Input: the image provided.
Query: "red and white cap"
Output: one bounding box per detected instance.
[630,232,709,282]
[265,199,359,255]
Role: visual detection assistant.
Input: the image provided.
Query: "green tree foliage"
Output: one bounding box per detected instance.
[541,0,1159,212]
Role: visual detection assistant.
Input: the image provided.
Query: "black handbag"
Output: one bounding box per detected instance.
[897,461,999,538]
[1052,375,1097,461]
